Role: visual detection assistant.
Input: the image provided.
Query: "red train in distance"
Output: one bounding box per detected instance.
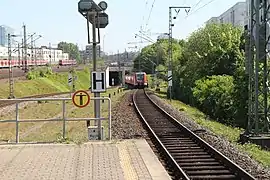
[58,59,77,66]
[125,72,148,89]
[0,59,77,68]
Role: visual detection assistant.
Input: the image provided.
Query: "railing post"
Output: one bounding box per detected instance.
[108,98,111,140]
[62,100,66,140]
[15,103,19,143]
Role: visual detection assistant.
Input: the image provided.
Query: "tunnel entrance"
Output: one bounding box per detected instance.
[109,71,122,86]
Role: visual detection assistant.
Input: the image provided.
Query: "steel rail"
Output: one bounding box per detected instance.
[133,89,256,179]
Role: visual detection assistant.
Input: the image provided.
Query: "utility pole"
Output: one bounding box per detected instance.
[31,34,34,67]
[168,6,190,101]
[7,34,15,99]
[54,47,56,64]
[92,14,98,126]
[152,62,155,88]
[18,43,21,68]
[118,50,121,86]
[103,34,105,59]
[23,24,27,72]
[49,42,52,65]
[91,12,102,140]
[156,43,162,91]
[245,0,270,138]
[34,41,37,66]
[21,38,24,69]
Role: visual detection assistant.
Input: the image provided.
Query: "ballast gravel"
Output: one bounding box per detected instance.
[147,91,270,180]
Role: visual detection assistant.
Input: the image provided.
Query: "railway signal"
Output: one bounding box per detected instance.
[78,0,109,140]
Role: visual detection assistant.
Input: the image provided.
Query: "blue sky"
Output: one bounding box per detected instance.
[0,0,243,54]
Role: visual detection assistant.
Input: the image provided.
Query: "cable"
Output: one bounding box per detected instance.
[186,0,217,18]
[140,0,150,31]
[145,0,156,29]
[192,0,205,10]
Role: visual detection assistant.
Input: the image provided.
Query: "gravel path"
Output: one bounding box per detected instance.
[147,91,270,180]
[111,90,148,139]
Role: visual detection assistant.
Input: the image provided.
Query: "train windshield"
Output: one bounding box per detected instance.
[136,73,144,80]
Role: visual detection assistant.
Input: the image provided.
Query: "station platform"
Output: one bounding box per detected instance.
[0,139,171,180]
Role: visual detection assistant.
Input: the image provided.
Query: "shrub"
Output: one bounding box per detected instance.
[26,67,54,80]
[192,75,235,125]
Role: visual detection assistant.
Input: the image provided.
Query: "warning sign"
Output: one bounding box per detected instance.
[72,90,90,108]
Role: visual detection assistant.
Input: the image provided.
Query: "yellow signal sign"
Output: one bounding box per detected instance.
[72,90,90,108]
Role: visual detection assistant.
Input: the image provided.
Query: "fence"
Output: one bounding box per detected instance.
[0,97,111,143]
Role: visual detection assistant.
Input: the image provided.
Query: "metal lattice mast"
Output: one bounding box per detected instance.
[8,34,14,99]
[21,38,24,69]
[247,0,270,135]
[31,35,34,66]
[18,43,21,68]
[23,24,27,72]
[168,7,173,101]
[168,6,190,101]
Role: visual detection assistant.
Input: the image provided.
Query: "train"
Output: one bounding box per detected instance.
[58,60,77,66]
[125,72,148,89]
[0,59,77,68]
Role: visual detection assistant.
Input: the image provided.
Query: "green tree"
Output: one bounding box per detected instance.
[133,39,183,74]
[171,23,249,128]
[58,42,82,63]
[182,23,243,83]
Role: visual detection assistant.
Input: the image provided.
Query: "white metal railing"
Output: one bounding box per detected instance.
[0,97,111,143]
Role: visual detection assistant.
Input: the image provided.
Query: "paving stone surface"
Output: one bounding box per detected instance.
[0,140,171,180]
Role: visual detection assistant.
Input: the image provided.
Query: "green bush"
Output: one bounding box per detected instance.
[192,75,235,125]
[26,67,54,80]
[83,67,89,73]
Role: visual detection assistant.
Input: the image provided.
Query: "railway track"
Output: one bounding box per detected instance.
[0,65,84,80]
[133,89,256,180]
[0,86,122,108]
[0,92,72,108]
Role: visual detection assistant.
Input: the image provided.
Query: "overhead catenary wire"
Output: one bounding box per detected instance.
[185,0,217,18]
[170,0,218,29]
[192,0,206,10]
[140,0,150,31]
[145,0,157,29]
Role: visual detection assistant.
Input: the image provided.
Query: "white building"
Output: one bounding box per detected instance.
[206,2,246,28]
[35,47,69,64]
[206,17,219,24]
[0,46,69,64]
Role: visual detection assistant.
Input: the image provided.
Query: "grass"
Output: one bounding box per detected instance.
[0,88,126,144]
[0,66,126,144]
[0,67,90,98]
[153,89,270,168]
